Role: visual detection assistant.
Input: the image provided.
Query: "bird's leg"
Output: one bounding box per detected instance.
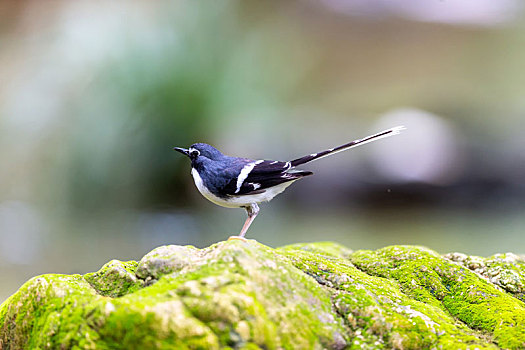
[239,203,259,237]
[228,203,259,241]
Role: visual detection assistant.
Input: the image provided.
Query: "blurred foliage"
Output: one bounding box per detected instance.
[2,1,525,214]
[26,1,318,212]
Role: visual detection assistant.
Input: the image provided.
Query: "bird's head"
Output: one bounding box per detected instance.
[173,143,224,161]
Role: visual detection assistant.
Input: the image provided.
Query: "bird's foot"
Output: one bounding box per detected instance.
[227,235,248,242]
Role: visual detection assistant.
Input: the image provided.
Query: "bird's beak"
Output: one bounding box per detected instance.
[173,147,190,157]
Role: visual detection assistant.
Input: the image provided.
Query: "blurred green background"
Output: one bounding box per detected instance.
[1,1,525,302]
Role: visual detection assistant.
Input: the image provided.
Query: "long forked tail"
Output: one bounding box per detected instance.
[290,126,405,167]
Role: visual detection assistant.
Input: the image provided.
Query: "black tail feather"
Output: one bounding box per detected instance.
[290,126,405,167]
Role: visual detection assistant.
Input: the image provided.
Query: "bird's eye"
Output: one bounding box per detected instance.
[190,150,200,158]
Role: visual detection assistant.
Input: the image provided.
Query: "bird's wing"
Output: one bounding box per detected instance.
[221,160,312,196]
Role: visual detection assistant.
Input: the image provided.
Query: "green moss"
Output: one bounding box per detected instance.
[2,241,525,349]
[446,252,525,302]
[280,245,498,349]
[1,241,347,349]
[350,246,525,349]
[84,260,143,297]
[280,241,353,260]
[135,244,199,281]
[0,274,101,349]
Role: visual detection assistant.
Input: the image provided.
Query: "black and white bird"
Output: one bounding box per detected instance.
[174,126,405,240]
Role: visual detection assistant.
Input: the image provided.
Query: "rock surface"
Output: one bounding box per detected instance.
[1,241,525,349]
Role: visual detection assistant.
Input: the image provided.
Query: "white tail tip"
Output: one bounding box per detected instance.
[389,125,406,135]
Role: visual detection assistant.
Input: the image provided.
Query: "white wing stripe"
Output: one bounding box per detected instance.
[235,160,263,194]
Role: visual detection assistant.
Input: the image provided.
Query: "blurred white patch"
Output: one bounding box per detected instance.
[369,108,464,185]
[319,0,521,27]
[0,201,45,265]
[394,0,521,27]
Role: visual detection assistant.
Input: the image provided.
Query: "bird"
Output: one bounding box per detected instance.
[174,126,405,241]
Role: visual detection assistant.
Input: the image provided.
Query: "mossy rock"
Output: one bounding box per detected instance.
[1,241,525,349]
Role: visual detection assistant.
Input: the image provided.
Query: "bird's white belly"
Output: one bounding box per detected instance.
[191,168,294,208]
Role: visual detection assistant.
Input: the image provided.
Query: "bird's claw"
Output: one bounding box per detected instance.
[227,235,248,242]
